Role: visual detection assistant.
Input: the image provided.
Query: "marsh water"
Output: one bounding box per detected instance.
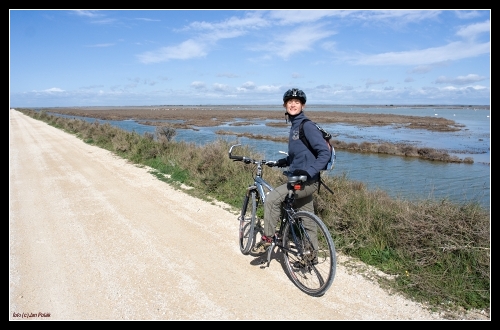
[47,105,491,209]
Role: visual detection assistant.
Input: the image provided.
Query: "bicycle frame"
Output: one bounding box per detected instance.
[250,174,274,206]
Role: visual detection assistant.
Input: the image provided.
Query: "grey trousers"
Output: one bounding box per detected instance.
[264,179,319,249]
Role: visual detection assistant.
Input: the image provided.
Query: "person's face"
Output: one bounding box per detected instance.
[284,98,304,116]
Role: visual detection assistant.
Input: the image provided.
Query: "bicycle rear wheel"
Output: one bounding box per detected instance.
[238,190,258,255]
[282,211,336,297]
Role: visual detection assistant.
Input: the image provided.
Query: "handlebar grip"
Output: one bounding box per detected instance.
[230,155,244,161]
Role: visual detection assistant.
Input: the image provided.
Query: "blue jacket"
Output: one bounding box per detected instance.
[282,112,331,181]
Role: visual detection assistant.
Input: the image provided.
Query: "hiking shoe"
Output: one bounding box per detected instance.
[251,241,271,255]
[251,235,273,255]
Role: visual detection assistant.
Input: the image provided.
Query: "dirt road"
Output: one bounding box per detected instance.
[9,109,448,320]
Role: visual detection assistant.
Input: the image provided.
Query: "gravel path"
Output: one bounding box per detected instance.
[9,109,475,320]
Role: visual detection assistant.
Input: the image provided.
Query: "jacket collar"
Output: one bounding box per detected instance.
[289,111,306,125]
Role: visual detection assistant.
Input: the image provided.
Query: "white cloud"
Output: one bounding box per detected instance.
[73,10,102,18]
[350,20,490,67]
[268,10,345,25]
[407,61,451,74]
[268,10,441,27]
[217,73,239,78]
[255,85,281,93]
[42,88,65,93]
[456,20,490,40]
[213,83,229,92]
[134,18,161,22]
[434,74,487,85]
[72,10,117,25]
[136,13,271,65]
[256,24,336,60]
[454,10,484,19]
[353,40,490,66]
[365,79,388,88]
[358,10,441,23]
[240,81,256,90]
[184,12,269,31]
[137,39,208,63]
[191,81,206,89]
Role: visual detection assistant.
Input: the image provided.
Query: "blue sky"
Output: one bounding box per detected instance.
[9,9,490,107]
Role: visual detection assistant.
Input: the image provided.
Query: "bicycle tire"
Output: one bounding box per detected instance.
[238,190,258,255]
[282,211,337,297]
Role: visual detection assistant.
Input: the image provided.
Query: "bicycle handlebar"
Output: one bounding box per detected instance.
[228,144,271,165]
[229,144,307,184]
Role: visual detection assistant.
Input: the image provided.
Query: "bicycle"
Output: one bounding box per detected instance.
[229,144,336,297]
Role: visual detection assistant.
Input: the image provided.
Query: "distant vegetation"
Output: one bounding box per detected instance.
[214,130,475,164]
[16,108,490,319]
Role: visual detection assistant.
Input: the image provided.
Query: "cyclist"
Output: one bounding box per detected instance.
[252,88,331,255]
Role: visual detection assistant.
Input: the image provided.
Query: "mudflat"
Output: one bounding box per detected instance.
[45,107,464,132]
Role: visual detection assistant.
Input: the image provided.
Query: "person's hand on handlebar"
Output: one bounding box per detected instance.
[266,161,277,167]
[266,158,288,167]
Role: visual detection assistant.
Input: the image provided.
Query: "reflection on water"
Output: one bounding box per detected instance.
[47,106,490,210]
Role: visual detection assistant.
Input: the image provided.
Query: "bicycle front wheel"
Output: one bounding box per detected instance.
[282,211,337,297]
[238,190,258,255]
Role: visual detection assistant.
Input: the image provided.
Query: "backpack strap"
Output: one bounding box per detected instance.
[298,119,317,157]
[319,178,334,195]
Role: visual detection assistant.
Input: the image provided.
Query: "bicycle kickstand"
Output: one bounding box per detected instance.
[259,235,277,269]
[265,237,278,268]
[259,244,274,268]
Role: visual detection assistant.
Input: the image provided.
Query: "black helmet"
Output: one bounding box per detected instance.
[283,88,306,104]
